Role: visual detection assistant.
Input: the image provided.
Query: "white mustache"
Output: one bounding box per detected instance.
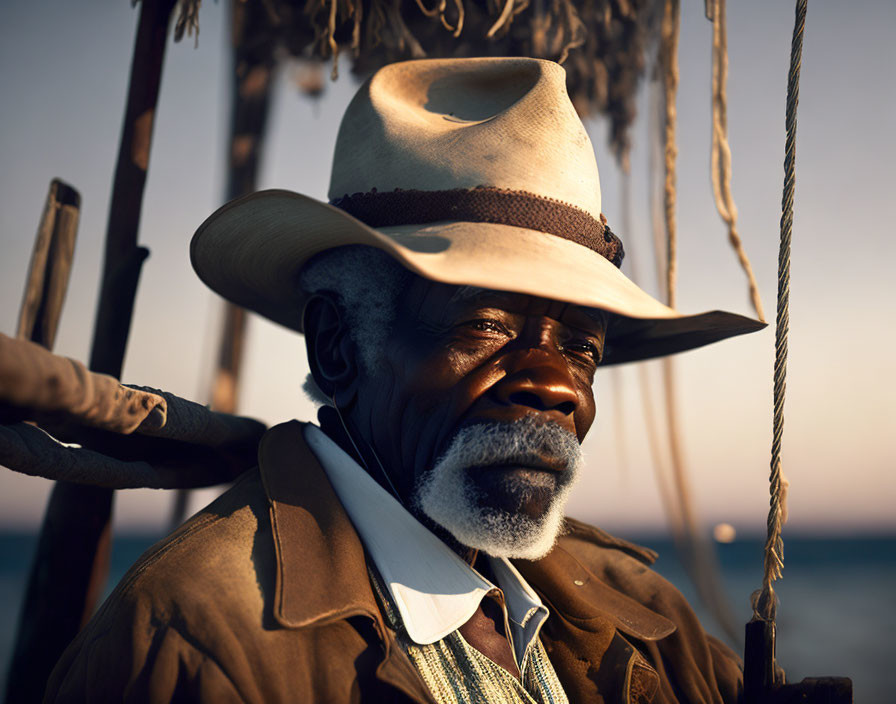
[414,416,584,560]
[435,416,582,476]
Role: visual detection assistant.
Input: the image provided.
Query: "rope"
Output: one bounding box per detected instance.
[655,1,689,541]
[659,0,680,308]
[709,0,766,322]
[639,365,681,529]
[652,1,741,643]
[640,82,685,542]
[486,0,516,38]
[754,0,807,624]
[648,77,669,296]
[608,169,636,482]
[607,171,631,480]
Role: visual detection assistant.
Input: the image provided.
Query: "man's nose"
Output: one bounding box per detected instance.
[492,350,579,417]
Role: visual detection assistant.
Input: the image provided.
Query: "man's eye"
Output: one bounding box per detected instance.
[563,341,603,364]
[466,319,509,334]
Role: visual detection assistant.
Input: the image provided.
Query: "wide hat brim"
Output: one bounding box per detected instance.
[191,189,765,365]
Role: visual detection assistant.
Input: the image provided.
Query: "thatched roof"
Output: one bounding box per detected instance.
[172,0,661,164]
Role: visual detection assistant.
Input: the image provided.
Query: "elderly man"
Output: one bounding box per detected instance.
[46,58,762,703]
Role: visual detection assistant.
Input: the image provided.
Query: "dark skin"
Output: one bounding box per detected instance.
[305,275,606,679]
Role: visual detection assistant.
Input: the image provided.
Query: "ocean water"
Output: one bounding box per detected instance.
[1,532,894,701]
[646,535,896,703]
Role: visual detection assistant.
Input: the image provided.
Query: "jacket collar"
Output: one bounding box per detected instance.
[303,423,549,662]
[258,420,382,630]
[258,420,674,642]
[256,421,439,704]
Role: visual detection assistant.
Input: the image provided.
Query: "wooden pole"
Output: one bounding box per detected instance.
[4,179,81,701]
[168,1,274,529]
[744,619,852,703]
[15,180,81,350]
[211,5,277,412]
[4,2,177,701]
[89,0,178,380]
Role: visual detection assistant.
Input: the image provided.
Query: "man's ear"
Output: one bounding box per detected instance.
[303,293,359,406]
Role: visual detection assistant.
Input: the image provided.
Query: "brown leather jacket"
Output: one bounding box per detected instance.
[45,421,742,703]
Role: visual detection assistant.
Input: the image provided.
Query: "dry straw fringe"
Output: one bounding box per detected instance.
[167,0,659,165]
[132,0,203,44]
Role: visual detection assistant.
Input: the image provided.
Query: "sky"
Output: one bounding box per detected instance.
[0,0,894,536]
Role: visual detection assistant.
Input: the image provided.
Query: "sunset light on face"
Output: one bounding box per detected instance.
[0,1,894,699]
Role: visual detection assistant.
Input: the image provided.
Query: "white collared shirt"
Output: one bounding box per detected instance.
[304,424,549,667]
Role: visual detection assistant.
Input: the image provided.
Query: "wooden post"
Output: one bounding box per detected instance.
[4,2,177,701]
[744,618,853,703]
[168,1,274,529]
[4,180,81,701]
[89,0,177,380]
[213,0,277,411]
[744,618,779,704]
[15,180,81,349]
[210,0,278,414]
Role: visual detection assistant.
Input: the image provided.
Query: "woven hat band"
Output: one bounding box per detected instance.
[330,186,625,267]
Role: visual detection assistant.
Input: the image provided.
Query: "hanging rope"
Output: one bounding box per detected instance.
[651,0,742,643]
[629,98,682,540]
[709,0,766,322]
[754,0,807,624]
[659,0,680,308]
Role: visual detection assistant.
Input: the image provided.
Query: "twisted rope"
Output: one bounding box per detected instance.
[755,0,807,623]
[642,79,684,540]
[709,0,766,322]
[660,0,680,308]
[649,9,741,642]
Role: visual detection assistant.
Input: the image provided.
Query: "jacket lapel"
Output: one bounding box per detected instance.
[518,543,676,639]
[516,543,674,703]
[258,421,437,704]
[258,420,380,628]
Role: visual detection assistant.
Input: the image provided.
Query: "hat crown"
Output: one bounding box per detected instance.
[328,58,602,219]
[191,58,762,361]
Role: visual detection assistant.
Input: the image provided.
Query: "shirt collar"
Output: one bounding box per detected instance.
[304,424,548,661]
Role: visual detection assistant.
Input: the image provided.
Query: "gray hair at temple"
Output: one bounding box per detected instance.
[298,246,412,406]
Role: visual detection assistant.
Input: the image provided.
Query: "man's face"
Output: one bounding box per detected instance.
[354,276,606,557]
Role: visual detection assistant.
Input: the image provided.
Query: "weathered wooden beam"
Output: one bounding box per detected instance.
[210,0,277,414]
[4,2,178,701]
[4,483,114,704]
[4,181,81,704]
[210,304,248,414]
[226,0,276,204]
[4,185,82,702]
[90,0,178,380]
[15,180,80,350]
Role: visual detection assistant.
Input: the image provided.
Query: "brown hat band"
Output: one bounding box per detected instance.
[330,186,625,267]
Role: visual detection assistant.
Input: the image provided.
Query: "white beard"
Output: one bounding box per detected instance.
[413,417,584,560]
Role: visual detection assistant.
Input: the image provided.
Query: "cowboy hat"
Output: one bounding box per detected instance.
[191,57,764,364]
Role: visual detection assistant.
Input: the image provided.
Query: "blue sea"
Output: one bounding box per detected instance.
[1,532,894,701]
